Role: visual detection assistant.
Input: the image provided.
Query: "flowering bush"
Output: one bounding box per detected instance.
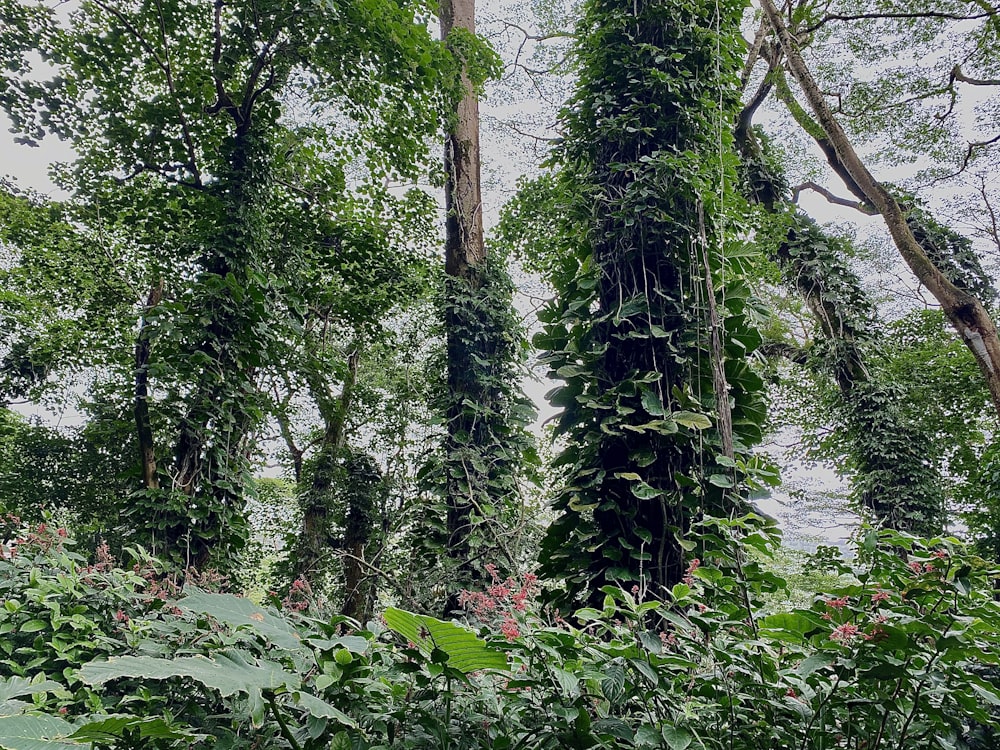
[1,517,998,749]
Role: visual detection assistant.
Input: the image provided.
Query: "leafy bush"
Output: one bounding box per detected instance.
[1,517,998,749]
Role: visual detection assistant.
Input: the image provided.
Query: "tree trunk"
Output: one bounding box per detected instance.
[440,0,485,282]
[134,280,163,491]
[760,0,1000,418]
[293,349,360,588]
[440,0,487,602]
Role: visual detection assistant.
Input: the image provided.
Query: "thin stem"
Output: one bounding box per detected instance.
[265,693,303,750]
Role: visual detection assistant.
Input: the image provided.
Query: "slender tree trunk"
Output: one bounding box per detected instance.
[135,280,163,491]
[440,0,487,599]
[293,349,360,587]
[440,0,485,282]
[760,0,1000,417]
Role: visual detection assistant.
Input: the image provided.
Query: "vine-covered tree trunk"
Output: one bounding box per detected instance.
[536,0,767,604]
[738,127,944,534]
[435,0,535,606]
[160,120,274,570]
[134,281,163,492]
[340,451,384,623]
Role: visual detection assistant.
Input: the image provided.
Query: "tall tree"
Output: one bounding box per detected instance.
[755,0,1000,417]
[529,0,768,604]
[428,0,537,605]
[737,128,946,535]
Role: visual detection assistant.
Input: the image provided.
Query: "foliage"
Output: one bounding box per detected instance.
[738,127,947,536]
[418,257,540,607]
[521,0,770,604]
[0,0,451,572]
[3,519,1000,749]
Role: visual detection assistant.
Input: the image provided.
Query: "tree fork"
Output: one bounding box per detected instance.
[760,0,1000,417]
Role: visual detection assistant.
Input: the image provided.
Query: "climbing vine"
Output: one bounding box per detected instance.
[419,257,539,608]
[522,0,768,605]
[738,126,945,536]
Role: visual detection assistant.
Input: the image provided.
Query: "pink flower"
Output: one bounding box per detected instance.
[933,549,947,559]
[909,561,924,574]
[871,590,890,603]
[499,616,520,641]
[683,558,700,585]
[830,623,860,641]
[825,597,849,610]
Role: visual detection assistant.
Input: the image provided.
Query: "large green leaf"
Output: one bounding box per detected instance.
[291,692,357,728]
[0,679,61,705]
[177,588,304,652]
[78,649,300,697]
[382,608,508,673]
[0,715,80,750]
[68,716,197,744]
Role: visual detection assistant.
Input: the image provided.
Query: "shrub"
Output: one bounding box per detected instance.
[0,516,998,749]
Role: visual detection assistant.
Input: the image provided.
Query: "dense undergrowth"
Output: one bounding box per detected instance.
[1,516,998,749]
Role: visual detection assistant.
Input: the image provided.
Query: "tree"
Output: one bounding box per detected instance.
[521,0,769,604]
[751,0,1000,417]
[424,0,538,606]
[737,128,947,535]
[0,0,449,569]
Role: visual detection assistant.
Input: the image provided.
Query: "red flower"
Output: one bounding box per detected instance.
[499,616,520,641]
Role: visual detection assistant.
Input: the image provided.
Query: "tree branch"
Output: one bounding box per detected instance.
[761,0,1000,417]
[804,9,998,34]
[792,181,878,215]
[951,64,1000,87]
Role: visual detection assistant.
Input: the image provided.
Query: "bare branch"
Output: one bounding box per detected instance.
[977,175,1000,256]
[951,64,1000,87]
[792,181,878,215]
[207,0,236,116]
[741,17,770,89]
[934,133,1000,182]
[804,9,998,34]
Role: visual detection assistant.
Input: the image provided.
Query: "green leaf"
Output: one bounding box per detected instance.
[0,678,61,704]
[292,692,357,728]
[673,411,711,430]
[178,588,303,651]
[641,390,666,417]
[68,716,195,743]
[0,715,80,749]
[795,653,835,678]
[382,608,508,673]
[78,650,300,697]
[708,474,733,488]
[551,667,580,697]
[630,481,664,500]
[662,725,693,750]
